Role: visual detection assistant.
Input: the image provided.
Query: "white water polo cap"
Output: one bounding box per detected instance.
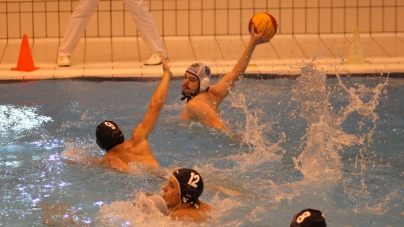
[186,63,211,92]
[172,168,204,208]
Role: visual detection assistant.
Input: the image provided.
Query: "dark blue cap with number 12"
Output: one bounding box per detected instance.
[172,168,204,207]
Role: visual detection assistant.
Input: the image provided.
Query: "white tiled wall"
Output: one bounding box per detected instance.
[1,0,403,39]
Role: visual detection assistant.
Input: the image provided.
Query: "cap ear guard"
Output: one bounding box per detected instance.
[180,184,200,205]
[199,77,210,91]
[96,139,106,150]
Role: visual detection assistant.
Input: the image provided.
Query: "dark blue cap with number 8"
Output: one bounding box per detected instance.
[290,208,326,227]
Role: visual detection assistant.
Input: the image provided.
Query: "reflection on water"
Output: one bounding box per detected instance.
[0,69,402,226]
[0,105,53,135]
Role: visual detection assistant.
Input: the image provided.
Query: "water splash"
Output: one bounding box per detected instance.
[228,90,286,165]
[96,193,182,227]
[335,74,388,146]
[291,62,388,182]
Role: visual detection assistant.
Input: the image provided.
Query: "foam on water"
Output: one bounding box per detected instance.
[96,193,173,227]
[0,105,53,147]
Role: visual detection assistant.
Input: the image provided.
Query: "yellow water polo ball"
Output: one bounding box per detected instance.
[248,12,278,40]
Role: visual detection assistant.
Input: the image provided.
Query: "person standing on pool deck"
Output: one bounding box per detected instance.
[179,24,272,134]
[57,0,167,67]
[95,56,171,172]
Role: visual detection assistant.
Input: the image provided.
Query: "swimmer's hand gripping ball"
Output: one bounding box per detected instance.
[248,12,278,40]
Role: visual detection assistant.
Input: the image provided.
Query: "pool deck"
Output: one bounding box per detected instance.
[1,33,403,81]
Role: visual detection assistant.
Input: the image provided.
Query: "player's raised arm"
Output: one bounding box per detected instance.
[209,24,271,103]
[132,56,172,140]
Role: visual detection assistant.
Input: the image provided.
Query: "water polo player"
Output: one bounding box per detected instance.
[161,168,212,220]
[95,56,172,172]
[179,24,272,134]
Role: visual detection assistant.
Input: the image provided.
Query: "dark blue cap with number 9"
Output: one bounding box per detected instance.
[290,208,326,227]
[96,120,125,151]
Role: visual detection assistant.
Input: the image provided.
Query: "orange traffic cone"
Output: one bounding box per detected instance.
[11,34,39,72]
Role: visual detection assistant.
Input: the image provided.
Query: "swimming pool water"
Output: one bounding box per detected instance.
[0,71,403,226]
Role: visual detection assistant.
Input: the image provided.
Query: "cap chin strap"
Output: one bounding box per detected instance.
[180,94,196,102]
[180,86,209,102]
[170,174,183,210]
[171,201,182,210]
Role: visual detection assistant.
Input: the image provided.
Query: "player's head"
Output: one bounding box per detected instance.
[95,120,124,151]
[162,168,204,209]
[181,63,211,100]
[290,208,326,227]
